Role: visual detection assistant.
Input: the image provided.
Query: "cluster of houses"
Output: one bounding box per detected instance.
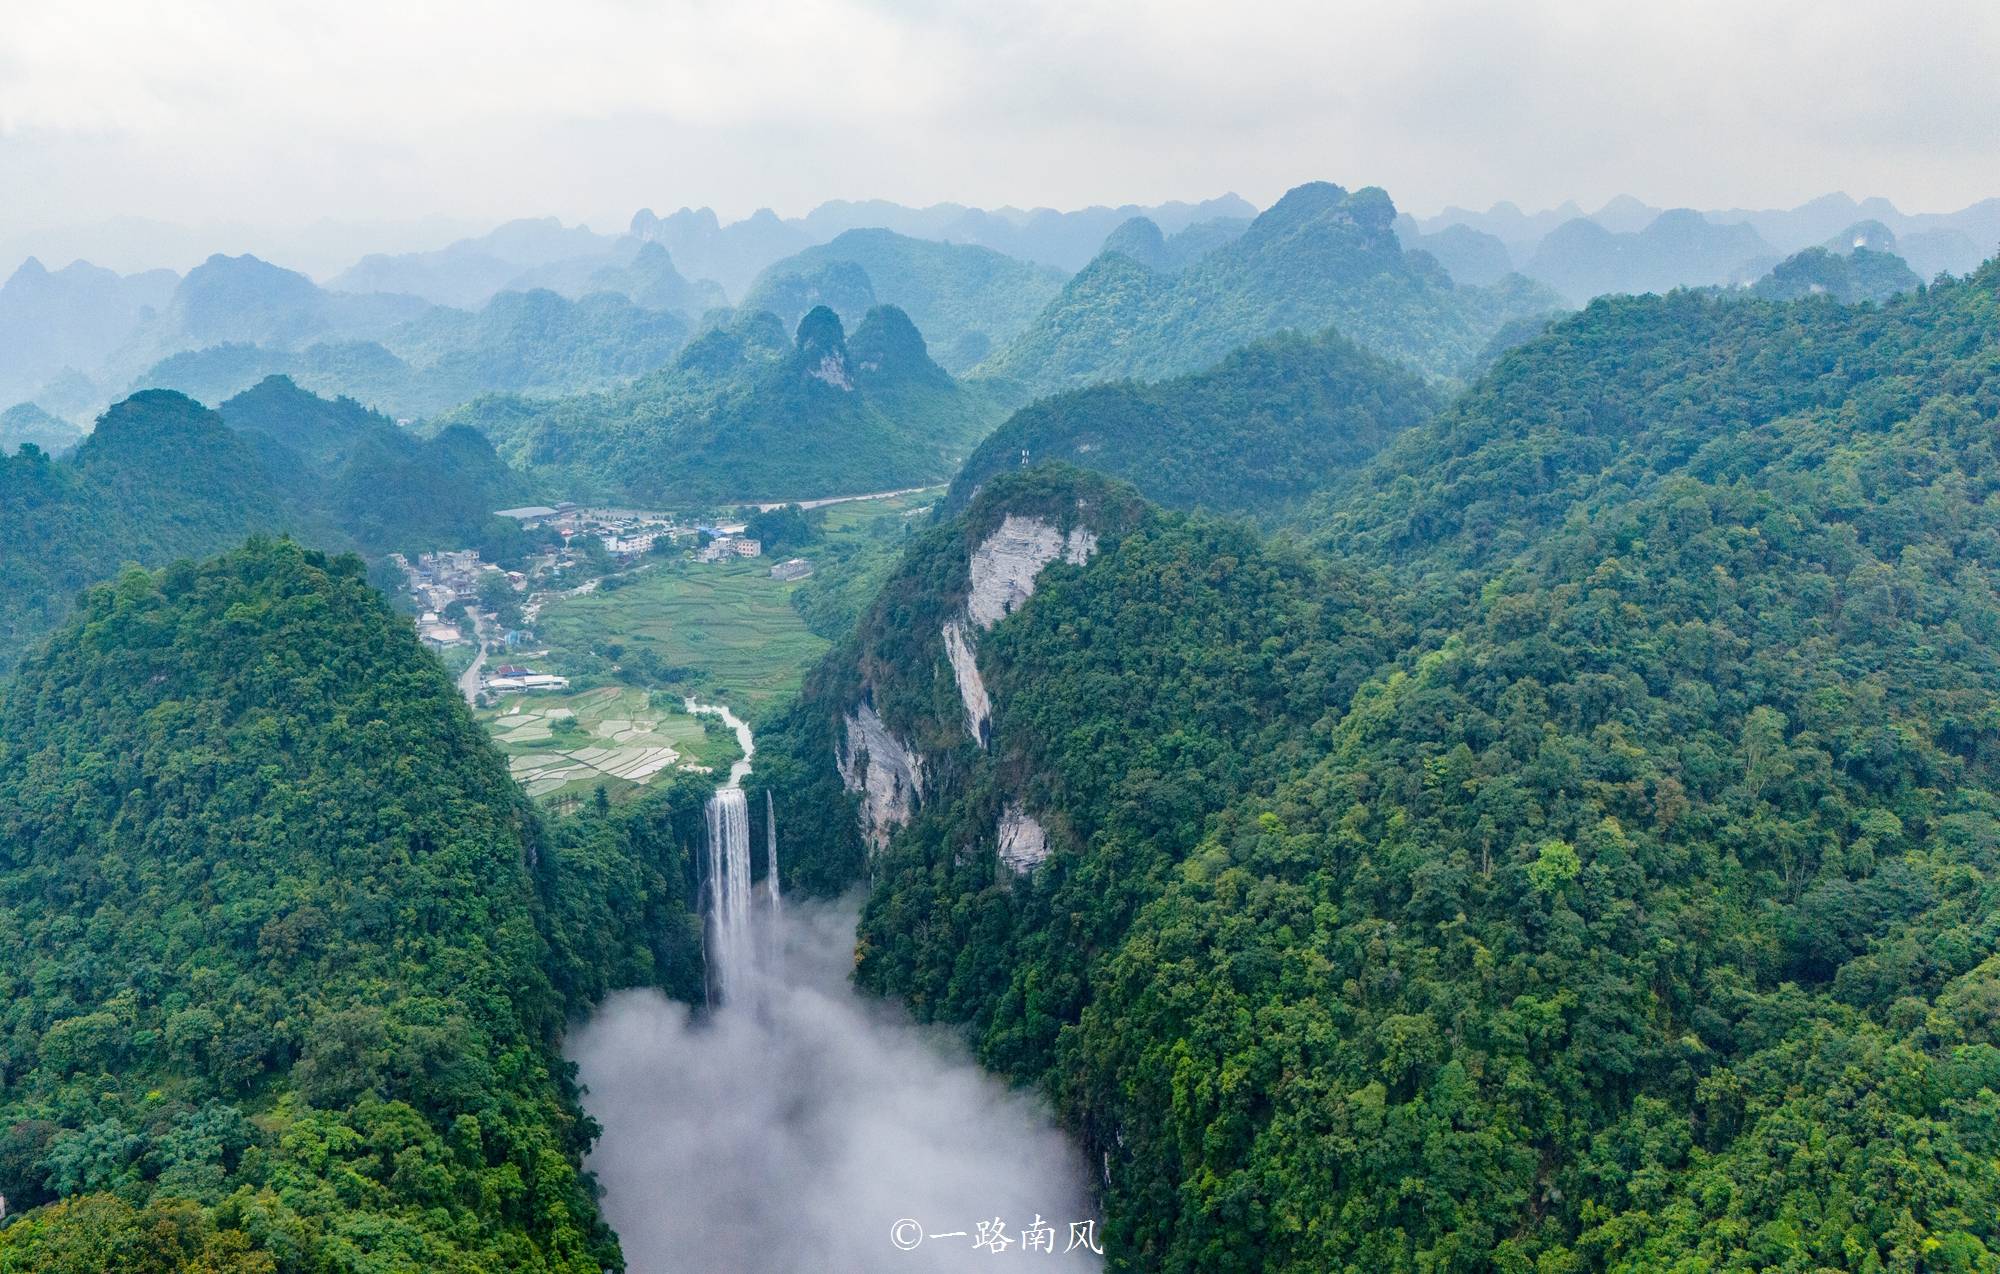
[496,503,691,558]
[394,549,490,618]
[697,534,763,563]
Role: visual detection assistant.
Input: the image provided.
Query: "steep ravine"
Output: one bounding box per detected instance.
[566,710,1103,1272]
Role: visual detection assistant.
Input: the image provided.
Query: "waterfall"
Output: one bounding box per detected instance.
[695,696,780,1007]
[765,790,781,917]
[705,788,754,1005]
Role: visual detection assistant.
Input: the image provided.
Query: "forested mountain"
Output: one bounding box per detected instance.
[0,403,83,455]
[0,254,438,421]
[534,241,727,319]
[0,540,710,1270]
[743,229,1068,371]
[1095,215,1250,275]
[759,260,2000,1270]
[1752,244,1922,303]
[946,328,1439,519]
[138,288,690,419]
[976,181,1559,397]
[0,380,534,672]
[441,305,1001,505]
[1393,218,1518,286]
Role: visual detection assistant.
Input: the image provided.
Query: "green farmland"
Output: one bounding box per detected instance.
[535,557,832,718]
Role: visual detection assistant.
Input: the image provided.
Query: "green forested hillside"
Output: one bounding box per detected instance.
[441,305,1002,505]
[0,540,707,1271]
[976,182,1560,398]
[762,263,2000,1271]
[744,229,1068,371]
[946,328,1439,519]
[1752,244,1923,304]
[0,380,535,673]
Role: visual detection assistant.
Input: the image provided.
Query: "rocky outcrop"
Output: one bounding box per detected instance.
[997,802,1050,874]
[966,515,1098,629]
[836,701,924,850]
[807,351,854,390]
[941,618,991,747]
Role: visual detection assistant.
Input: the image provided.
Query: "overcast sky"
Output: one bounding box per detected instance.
[4,0,1997,263]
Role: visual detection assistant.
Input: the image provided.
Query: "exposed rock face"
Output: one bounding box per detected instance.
[997,802,1050,874]
[808,351,854,390]
[941,618,992,747]
[966,515,1099,629]
[836,701,924,849]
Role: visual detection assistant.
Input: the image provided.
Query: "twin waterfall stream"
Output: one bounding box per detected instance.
[566,700,1103,1272]
[700,786,781,1007]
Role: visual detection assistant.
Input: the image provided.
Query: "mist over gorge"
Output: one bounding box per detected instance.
[570,899,1101,1274]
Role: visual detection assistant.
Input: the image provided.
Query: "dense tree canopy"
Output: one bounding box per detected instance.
[766,262,2000,1271]
[0,540,708,1271]
[947,327,1440,520]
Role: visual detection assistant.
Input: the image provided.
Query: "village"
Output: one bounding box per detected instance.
[391,500,813,706]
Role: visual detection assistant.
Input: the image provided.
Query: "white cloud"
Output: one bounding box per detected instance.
[1,0,1996,250]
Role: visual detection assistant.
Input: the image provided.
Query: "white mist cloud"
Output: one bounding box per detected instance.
[567,898,1104,1273]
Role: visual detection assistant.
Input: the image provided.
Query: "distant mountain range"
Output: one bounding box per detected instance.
[0,250,707,426]
[0,402,83,455]
[6,186,1995,443]
[1405,191,1997,304]
[630,194,1259,294]
[976,182,1560,397]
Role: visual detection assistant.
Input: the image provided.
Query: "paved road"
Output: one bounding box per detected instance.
[744,485,933,513]
[458,613,488,706]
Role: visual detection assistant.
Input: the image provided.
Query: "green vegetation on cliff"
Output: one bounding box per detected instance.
[0,540,709,1271]
[766,262,2000,1271]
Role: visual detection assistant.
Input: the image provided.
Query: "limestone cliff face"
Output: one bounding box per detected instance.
[997,802,1050,874]
[966,514,1099,628]
[779,472,1141,881]
[944,514,1098,751]
[941,618,991,747]
[835,701,924,851]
